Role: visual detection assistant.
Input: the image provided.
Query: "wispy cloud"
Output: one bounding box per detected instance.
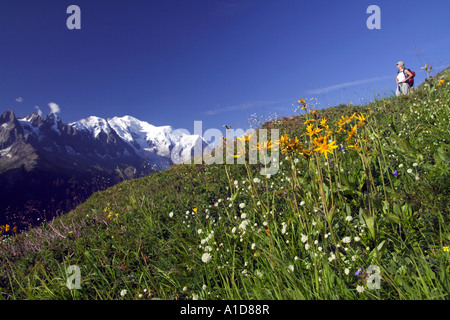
[306,75,392,95]
[202,100,282,116]
[15,97,23,103]
[35,106,43,117]
[48,102,60,114]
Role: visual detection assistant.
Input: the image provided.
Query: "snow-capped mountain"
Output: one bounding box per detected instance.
[0,109,209,231]
[70,115,205,170]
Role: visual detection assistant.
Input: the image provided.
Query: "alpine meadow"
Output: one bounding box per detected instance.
[1,67,449,300]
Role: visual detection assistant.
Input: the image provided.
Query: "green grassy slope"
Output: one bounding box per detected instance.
[1,68,449,300]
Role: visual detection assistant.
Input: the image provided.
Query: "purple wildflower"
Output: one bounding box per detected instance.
[392,170,398,177]
[355,268,363,276]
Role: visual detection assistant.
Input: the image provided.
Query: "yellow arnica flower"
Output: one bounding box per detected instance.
[346,125,357,142]
[233,149,245,158]
[421,64,428,70]
[303,119,316,125]
[280,135,304,154]
[309,110,316,114]
[306,124,322,136]
[251,140,276,151]
[314,140,338,159]
[355,113,369,127]
[443,246,449,252]
[301,104,308,110]
[348,142,359,149]
[313,134,329,145]
[298,99,306,104]
[320,118,328,127]
[274,133,289,146]
[437,79,445,86]
[193,208,198,213]
[236,133,254,143]
[337,113,355,127]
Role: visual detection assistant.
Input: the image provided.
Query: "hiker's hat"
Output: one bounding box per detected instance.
[396,61,405,67]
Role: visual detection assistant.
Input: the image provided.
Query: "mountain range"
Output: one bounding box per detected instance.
[0,109,208,231]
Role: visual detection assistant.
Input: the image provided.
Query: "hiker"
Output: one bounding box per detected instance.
[396,61,413,96]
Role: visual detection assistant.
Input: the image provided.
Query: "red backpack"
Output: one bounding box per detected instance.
[398,68,416,87]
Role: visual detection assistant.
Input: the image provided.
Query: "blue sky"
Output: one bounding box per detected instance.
[1,0,449,135]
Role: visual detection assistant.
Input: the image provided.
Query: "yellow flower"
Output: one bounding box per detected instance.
[443,247,449,252]
[280,135,304,154]
[346,125,357,142]
[236,133,254,143]
[274,133,289,146]
[437,79,445,86]
[303,119,316,125]
[298,99,306,104]
[319,118,328,127]
[253,252,260,258]
[251,140,276,151]
[309,110,316,114]
[421,64,428,70]
[314,140,338,159]
[337,114,355,127]
[193,207,198,213]
[348,142,359,149]
[301,104,308,110]
[306,124,322,136]
[313,134,328,145]
[355,112,369,127]
[233,149,245,158]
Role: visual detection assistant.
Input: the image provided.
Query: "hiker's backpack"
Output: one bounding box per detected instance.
[398,68,416,87]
